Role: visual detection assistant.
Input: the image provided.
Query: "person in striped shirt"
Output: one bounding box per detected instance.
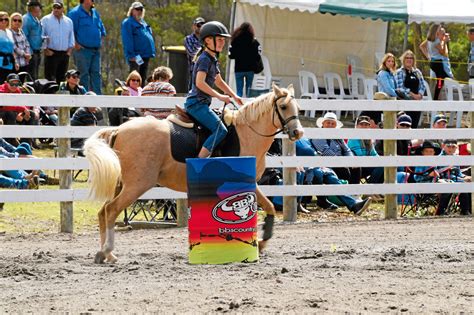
[141,66,176,119]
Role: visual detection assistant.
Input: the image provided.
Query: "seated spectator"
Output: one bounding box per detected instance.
[347,115,383,185]
[141,66,176,119]
[58,69,87,95]
[0,73,40,147]
[376,113,414,158]
[311,112,353,181]
[437,139,471,215]
[0,173,39,189]
[412,113,448,148]
[70,91,98,149]
[122,70,142,96]
[413,140,455,215]
[108,71,142,126]
[296,137,372,214]
[395,50,426,128]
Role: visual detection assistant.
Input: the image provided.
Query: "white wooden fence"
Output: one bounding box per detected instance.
[0,94,473,231]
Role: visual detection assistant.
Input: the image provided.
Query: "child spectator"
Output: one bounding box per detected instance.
[141,66,177,119]
[70,91,98,149]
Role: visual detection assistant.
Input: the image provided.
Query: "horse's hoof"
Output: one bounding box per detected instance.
[105,253,118,263]
[94,251,106,264]
[258,240,268,253]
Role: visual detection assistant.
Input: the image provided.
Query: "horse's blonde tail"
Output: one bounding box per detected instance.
[83,128,121,202]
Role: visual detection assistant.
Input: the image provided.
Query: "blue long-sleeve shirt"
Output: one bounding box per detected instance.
[121,16,155,61]
[22,12,43,51]
[68,5,106,49]
[376,70,397,97]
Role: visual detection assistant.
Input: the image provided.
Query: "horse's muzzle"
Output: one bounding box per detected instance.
[288,127,304,141]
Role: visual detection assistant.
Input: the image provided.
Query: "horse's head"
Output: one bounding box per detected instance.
[272,83,304,141]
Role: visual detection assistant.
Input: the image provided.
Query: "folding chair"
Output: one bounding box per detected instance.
[123,199,177,226]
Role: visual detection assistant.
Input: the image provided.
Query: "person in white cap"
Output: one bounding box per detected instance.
[121,2,155,86]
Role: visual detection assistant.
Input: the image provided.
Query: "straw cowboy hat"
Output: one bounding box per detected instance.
[316,112,343,128]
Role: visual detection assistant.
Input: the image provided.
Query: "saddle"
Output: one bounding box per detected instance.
[167,105,240,163]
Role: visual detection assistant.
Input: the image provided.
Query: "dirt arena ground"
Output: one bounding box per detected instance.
[0,217,473,313]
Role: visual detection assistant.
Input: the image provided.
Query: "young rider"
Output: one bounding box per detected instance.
[184,21,243,158]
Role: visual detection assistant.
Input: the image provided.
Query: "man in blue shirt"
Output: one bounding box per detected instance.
[22,1,43,80]
[121,2,155,86]
[184,17,205,91]
[468,28,474,78]
[41,0,75,84]
[68,0,106,94]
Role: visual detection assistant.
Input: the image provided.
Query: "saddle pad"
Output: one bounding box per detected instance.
[169,121,241,163]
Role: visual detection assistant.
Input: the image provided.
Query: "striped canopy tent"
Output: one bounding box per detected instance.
[236,0,474,24]
[228,0,474,95]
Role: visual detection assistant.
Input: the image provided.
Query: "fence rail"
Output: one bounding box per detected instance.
[1,94,473,231]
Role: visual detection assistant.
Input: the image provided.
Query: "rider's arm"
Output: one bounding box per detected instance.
[215,74,243,105]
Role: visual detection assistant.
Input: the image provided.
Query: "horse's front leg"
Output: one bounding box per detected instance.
[256,185,275,253]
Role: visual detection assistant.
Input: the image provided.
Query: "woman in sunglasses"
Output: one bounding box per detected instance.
[0,12,17,83]
[121,2,155,86]
[10,13,31,74]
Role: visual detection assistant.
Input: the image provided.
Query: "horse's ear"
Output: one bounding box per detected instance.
[272,82,283,96]
[287,84,295,97]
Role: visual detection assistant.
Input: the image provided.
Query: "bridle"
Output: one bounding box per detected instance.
[243,94,299,138]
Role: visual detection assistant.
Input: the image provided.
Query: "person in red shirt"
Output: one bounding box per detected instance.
[0,73,40,146]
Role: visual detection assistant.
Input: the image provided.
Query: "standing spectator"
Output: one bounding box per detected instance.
[395,50,426,127]
[229,22,262,97]
[141,66,176,119]
[0,12,16,83]
[58,69,87,95]
[184,17,205,91]
[420,24,453,100]
[10,13,32,74]
[468,27,474,79]
[22,1,43,80]
[121,2,155,86]
[41,0,74,84]
[68,0,106,95]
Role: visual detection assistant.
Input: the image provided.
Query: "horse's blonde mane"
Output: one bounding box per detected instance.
[228,88,292,125]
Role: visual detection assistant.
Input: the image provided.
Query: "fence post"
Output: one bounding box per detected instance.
[282,138,297,221]
[58,106,73,233]
[176,199,188,227]
[383,110,398,219]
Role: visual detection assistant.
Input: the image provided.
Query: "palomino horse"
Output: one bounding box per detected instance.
[84,84,304,263]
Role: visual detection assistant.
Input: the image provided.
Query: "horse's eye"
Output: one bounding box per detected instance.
[280,105,287,110]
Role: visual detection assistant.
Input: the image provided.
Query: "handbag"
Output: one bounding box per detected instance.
[253,54,264,74]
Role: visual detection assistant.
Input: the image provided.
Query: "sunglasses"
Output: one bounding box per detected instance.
[12,19,22,23]
[196,23,204,27]
[130,79,140,82]
[134,7,143,11]
[405,57,414,60]
[0,18,9,22]
[8,82,20,87]
[70,75,79,79]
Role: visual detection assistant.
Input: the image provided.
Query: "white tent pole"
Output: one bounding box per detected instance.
[402,22,409,51]
[225,0,238,83]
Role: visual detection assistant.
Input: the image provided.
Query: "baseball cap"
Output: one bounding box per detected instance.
[27,1,42,8]
[442,139,457,146]
[6,73,20,83]
[193,17,205,25]
[433,114,448,125]
[65,69,80,78]
[397,114,412,126]
[52,0,64,8]
[131,2,144,9]
[355,115,371,125]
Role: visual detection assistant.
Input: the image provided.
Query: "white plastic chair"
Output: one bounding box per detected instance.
[324,72,353,119]
[420,80,437,127]
[364,79,378,100]
[469,79,474,100]
[298,70,326,118]
[444,78,464,128]
[251,55,272,91]
[349,72,367,99]
[375,52,385,69]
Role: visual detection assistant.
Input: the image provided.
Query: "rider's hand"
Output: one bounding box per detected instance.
[218,94,231,104]
[233,96,244,106]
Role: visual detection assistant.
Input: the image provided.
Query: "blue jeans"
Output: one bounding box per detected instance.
[184,97,227,152]
[307,167,357,208]
[0,174,28,189]
[235,71,254,97]
[73,47,102,94]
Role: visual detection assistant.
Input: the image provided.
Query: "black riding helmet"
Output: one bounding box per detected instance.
[199,21,230,56]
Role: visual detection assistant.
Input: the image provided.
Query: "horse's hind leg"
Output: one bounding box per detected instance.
[95,180,157,264]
